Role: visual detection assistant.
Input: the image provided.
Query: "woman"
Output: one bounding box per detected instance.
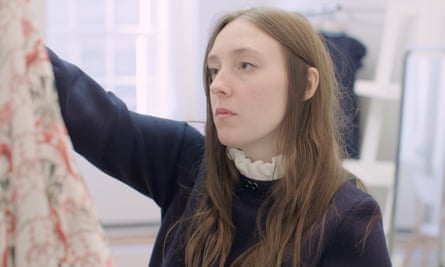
[48,7,391,267]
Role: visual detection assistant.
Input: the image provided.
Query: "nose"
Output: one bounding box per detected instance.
[209,69,232,96]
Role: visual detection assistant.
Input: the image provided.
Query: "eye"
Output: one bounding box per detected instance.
[240,62,254,71]
[208,68,219,80]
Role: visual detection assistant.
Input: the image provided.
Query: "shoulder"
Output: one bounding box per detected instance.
[319,178,392,266]
[330,178,378,216]
[326,178,382,239]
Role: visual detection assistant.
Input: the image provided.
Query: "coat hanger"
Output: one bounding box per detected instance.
[305,4,346,36]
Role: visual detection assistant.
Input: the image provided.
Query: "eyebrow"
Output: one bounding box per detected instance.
[207,47,263,63]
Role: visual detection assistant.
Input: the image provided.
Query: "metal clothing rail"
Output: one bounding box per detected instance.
[299,3,342,17]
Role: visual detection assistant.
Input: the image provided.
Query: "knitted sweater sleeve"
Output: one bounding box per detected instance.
[47,48,205,210]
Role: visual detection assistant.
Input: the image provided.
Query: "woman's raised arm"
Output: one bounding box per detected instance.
[48,48,205,209]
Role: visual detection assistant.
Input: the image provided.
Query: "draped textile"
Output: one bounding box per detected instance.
[0,1,116,266]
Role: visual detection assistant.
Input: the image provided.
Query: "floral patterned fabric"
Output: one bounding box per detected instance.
[0,1,115,266]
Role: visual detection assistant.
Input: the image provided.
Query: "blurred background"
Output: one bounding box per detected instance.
[31,0,445,266]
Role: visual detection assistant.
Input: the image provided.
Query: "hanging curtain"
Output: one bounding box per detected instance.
[0,1,115,266]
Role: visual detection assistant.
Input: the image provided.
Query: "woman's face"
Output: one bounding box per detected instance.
[207,18,288,162]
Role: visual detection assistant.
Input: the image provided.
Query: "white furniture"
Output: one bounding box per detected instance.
[342,1,418,241]
[393,47,445,267]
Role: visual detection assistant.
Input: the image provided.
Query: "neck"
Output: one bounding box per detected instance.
[239,147,278,163]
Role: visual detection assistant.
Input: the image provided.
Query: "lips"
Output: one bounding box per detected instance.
[215,107,235,119]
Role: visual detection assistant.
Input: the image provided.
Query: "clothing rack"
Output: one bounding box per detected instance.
[300,3,342,17]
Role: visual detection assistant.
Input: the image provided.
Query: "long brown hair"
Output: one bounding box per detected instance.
[184,7,350,266]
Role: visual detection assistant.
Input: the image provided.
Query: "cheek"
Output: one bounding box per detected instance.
[253,70,287,102]
[210,95,218,110]
[256,86,287,122]
[250,84,287,111]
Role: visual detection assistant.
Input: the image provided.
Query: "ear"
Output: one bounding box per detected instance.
[304,67,319,100]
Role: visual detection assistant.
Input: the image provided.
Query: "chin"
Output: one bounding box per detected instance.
[217,133,239,148]
[217,138,233,147]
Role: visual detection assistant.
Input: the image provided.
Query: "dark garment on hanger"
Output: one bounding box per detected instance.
[321,32,367,159]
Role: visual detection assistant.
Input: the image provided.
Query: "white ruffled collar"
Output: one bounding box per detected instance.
[227,148,284,181]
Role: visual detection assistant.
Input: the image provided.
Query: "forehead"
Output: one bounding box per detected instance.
[208,18,283,60]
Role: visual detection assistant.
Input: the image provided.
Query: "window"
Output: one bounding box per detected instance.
[46,0,156,111]
[46,0,162,226]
